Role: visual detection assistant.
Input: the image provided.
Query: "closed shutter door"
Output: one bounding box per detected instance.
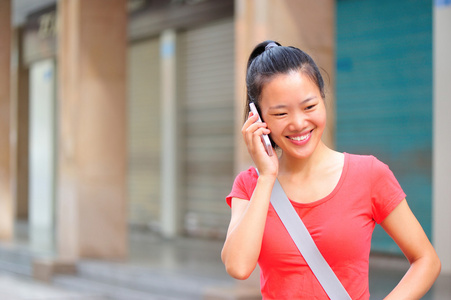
[336,0,432,253]
[127,38,161,229]
[178,18,234,237]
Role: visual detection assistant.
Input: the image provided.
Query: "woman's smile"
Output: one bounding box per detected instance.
[286,130,312,145]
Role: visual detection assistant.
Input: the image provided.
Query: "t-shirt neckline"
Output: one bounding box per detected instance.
[288,152,349,208]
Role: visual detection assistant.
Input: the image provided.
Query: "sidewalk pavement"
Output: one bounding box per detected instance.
[0,271,106,300]
[0,227,450,300]
[1,265,450,300]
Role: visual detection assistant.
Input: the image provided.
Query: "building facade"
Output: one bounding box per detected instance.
[0,0,450,275]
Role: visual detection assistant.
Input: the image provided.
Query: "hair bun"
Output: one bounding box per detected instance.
[247,40,281,68]
[265,42,279,51]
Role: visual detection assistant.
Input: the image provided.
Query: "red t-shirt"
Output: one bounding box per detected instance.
[226,153,406,300]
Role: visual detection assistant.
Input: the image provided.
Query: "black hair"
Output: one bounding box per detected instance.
[245,40,325,121]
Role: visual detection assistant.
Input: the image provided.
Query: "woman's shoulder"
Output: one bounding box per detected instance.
[226,166,259,206]
[345,152,384,166]
[235,166,259,182]
[345,152,393,178]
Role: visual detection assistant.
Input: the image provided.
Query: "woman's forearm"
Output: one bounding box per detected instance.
[384,250,441,300]
[221,175,276,279]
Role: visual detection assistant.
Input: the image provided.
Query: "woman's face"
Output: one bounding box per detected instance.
[259,70,327,160]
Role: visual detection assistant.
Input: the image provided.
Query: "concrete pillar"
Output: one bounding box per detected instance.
[234,0,335,171]
[57,0,127,259]
[433,1,451,275]
[160,29,180,238]
[0,0,14,240]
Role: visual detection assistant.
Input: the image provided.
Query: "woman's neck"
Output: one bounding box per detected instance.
[278,141,335,179]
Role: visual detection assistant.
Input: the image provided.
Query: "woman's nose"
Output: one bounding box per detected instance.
[288,112,308,131]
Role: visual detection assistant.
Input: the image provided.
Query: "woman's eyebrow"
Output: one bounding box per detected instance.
[301,96,317,104]
[268,104,288,110]
[268,97,317,110]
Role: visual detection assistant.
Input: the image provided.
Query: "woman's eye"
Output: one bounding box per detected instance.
[273,113,286,116]
[305,104,316,110]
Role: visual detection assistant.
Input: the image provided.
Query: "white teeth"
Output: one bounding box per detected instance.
[290,133,309,141]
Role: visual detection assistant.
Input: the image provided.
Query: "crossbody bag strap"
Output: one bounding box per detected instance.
[270,177,352,300]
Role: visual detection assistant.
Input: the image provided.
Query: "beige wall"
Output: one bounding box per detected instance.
[234,0,335,171]
[0,0,13,240]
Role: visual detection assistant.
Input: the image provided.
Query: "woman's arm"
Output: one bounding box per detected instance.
[221,174,276,280]
[221,111,279,279]
[381,199,441,299]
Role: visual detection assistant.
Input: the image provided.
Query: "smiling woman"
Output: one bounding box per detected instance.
[221,40,441,300]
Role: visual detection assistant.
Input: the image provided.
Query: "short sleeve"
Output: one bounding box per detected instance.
[225,167,258,207]
[370,156,406,223]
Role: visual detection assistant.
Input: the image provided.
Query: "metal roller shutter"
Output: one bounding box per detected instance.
[127,38,161,230]
[336,0,432,253]
[178,18,234,238]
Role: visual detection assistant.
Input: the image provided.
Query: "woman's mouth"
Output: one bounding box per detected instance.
[287,131,312,144]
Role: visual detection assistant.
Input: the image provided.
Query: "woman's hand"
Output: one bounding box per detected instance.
[242,112,278,177]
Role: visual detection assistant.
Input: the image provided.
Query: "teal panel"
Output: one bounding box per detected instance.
[336,0,432,254]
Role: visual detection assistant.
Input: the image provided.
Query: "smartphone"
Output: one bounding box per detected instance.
[249,102,273,156]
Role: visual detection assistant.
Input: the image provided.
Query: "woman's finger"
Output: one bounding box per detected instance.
[241,113,258,133]
[243,122,268,145]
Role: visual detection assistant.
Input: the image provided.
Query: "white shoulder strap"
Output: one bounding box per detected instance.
[270,177,352,300]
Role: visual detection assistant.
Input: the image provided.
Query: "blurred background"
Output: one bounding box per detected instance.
[0,0,450,299]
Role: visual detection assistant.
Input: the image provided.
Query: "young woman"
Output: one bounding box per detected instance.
[221,40,441,299]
